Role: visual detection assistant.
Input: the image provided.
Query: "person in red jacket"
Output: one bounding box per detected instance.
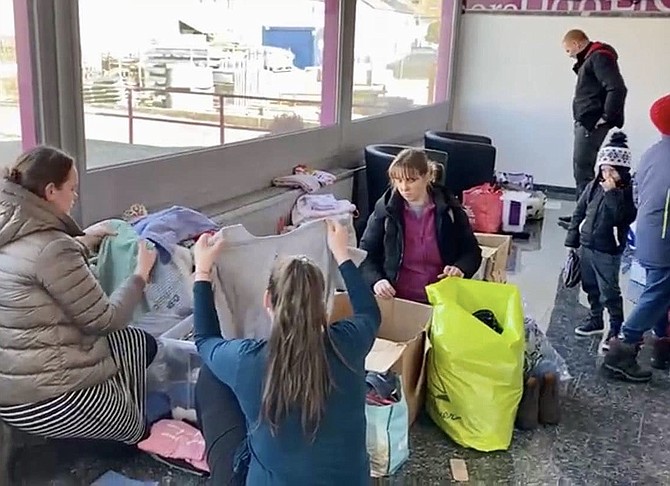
[558,29,627,228]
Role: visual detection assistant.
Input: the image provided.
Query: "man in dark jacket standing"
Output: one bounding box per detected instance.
[559,29,627,227]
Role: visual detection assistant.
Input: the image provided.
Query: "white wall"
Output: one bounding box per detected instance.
[451,14,670,188]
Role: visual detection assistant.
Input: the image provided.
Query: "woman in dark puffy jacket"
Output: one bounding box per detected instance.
[359,148,482,304]
[565,132,637,349]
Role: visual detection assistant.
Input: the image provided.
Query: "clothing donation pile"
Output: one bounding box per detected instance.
[83,188,568,479]
[90,205,365,475]
[89,205,218,475]
[93,205,217,330]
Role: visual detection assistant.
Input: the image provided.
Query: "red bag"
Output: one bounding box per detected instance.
[462,183,503,233]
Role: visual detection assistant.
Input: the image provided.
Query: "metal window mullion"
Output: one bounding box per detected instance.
[30,0,87,223]
[337,0,356,147]
[446,0,463,128]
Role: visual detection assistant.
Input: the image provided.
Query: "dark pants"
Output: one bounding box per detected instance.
[195,365,247,485]
[573,123,610,199]
[144,332,158,366]
[622,266,670,344]
[581,247,623,334]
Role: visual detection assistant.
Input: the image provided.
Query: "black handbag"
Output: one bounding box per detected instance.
[562,248,581,288]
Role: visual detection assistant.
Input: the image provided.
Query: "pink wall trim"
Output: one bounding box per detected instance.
[435,0,456,103]
[465,0,670,12]
[13,0,37,150]
[320,0,340,126]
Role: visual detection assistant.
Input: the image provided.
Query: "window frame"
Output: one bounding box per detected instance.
[17,0,461,226]
[12,0,37,149]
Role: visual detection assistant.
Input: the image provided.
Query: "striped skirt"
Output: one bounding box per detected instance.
[0,327,149,445]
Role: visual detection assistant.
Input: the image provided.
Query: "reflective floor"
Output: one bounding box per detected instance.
[11,200,670,485]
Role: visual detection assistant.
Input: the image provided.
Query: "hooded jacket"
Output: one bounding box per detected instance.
[572,42,627,131]
[359,185,482,289]
[0,180,145,405]
[565,178,636,255]
[634,136,670,268]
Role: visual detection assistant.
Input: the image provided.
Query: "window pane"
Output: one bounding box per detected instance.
[79,0,335,168]
[0,0,22,165]
[352,0,443,120]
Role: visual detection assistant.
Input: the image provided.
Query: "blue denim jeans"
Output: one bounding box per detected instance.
[622,266,670,343]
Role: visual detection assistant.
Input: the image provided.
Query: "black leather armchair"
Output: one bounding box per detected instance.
[430,131,492,145]
[424,130,496,199]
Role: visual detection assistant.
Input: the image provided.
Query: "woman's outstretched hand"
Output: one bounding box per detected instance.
[194,232,225,278]
[79,220,118,252]
[326,220,349,264]
[135,240,157,283]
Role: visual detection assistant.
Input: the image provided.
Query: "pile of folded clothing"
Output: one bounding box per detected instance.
[272,166,337,193]
[138,419,209,477]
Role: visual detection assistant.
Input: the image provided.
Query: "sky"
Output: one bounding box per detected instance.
[0,0,14,37]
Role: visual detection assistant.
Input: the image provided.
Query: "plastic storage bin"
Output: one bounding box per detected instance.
[501,191,531,233]
[148,315,201,411]
[133,312,188,338]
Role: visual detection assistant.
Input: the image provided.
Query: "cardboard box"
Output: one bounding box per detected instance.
[474,233,512,283]
[330,293,432,425]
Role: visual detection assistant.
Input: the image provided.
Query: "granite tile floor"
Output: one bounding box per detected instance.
[10,200,670,485]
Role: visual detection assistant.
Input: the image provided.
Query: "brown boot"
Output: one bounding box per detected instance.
[539,372,560,425]
[516,376,540,430]
[651,337,670,371]
[603,339,652,383]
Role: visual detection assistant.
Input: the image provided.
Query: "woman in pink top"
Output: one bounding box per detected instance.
[360,148,482,304]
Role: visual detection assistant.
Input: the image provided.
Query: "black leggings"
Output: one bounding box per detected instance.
[144,331,158,366]
[195,364,247,485]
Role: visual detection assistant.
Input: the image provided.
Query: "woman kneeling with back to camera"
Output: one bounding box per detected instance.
[360,148,482,304]
[192,220,381,485]
[0,146,158,445]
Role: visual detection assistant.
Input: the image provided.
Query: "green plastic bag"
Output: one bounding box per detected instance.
[425,278,524,452]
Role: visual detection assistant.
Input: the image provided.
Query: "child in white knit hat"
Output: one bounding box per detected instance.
[565,132,637,350]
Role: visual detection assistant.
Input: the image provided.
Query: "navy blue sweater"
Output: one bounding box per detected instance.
[194,260,381,485]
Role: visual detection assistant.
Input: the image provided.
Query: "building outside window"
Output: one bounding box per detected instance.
[78,0,336,168]
[352,0,445,119]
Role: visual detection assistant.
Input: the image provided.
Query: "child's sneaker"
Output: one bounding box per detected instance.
[575,318,605,337]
